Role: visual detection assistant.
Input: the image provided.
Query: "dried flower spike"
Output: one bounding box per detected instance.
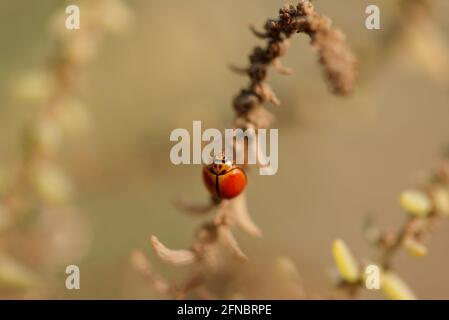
[144,1,357,299]
[233,0,357,130]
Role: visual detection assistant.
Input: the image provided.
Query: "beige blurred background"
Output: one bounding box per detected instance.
[1,0,449,299]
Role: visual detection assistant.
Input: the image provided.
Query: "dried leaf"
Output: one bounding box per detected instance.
[217,226,248,262]
[150,235,197,266]
[230,194,262,237]
[273,59,294,75]
[131,249,169,294]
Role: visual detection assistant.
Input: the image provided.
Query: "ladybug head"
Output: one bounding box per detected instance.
[208,154,234,175]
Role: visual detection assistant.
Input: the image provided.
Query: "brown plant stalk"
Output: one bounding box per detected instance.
[133,0,357,299]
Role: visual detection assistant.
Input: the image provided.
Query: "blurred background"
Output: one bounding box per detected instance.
[0,0,449,299]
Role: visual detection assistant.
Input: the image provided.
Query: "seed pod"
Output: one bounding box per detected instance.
[381,271,417,300]
[233,91,260,115]
[332,239,360,283]
[399,190,432,217]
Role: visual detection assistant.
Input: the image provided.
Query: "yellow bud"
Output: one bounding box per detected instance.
[399,190,431,217]
[0,255,37,289]
[432,187,449,216]
[33,165,72,205]
[381,271,417,300]
[402,238,428,258]
[332,239,360,283]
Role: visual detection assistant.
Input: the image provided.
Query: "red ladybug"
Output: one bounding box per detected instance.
[202,155,247,200]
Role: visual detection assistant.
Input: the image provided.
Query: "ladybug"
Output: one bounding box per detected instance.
[202,155,247,200]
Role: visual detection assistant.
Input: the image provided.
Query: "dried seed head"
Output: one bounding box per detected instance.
[233,91,260,115]
[309,23,357,95]
[247,106,275,129]
[247,64,268,82]
[297,0,314,16]
[251,83,280,105]
[332,239,360,283]
[399,190,432,217]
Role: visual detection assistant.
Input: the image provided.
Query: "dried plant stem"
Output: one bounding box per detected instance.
[334,160,449,299]
[139,0,356,299]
